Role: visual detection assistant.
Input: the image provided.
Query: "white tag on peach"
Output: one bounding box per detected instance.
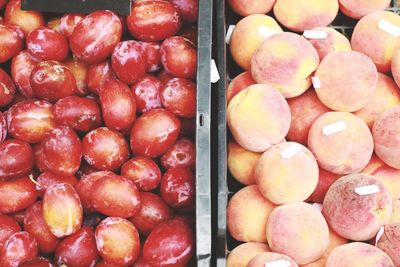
[258,26,279,38]
[226,25,235,45]
[355,184,380,196]
[322,121,347,136]
[265,260,292,267]
[211,59,220,83]
[280,143,303,159]
[303,30,328,39]
[378,19,400,37]
[311,77,321,89]
[375,226,385,246]
[312,203,323,212]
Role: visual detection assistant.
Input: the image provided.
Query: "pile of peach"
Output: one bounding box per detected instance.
[226,0,400,266]
[0,0,199,266]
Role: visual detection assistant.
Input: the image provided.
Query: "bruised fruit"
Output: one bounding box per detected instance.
[0,231,38,267]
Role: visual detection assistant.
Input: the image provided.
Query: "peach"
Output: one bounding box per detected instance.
[273,0,338,32]
[227,0,276,17]
[314,51,378,112]
[266,202,329,265]
[227,140,261,185]
[307,167,340,203]
[304,27,351,60]
[377,223,400,266]
[227,242,270,267]
[326,242,394,267]
[308,112,374,175]
[362,154,400,200]
[373,107,400,169]
[227,185,276,243]
[339,0,392,19]
[392,46,400,88]
[255,142,319,205]
[322,173,392,241]
[248,252,298,267]
[227,84,291,153]
[351,11,400,73]
[226,71,256,104]
[251,32,319,98]
[355,73,400,128]
[301,228,348,267]
[389,200,400,224]
[287,89,330,145]
[230,14,282,70]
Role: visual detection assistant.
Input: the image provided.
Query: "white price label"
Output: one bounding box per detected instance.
[312,203,323,212]
[258,26,279,38]
[265,259,292,267]
[355,184,380,196]
[375,226,385,246]
[280,143,303,159]
[378,19,400,37]
[312,77,321,89]
[211,59,220,83]
[226,25,235,45]
[303,30,328,39]
[322,121,347,136]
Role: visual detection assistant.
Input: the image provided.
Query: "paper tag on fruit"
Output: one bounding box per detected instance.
[280,143,303,159]
[211,59,220,83]
[303,30,328,39]
[375,226,385,246]
[322,121,347,136]
[258,26,279,38]
[312,203,323,212]
[226,25,235,45]
[311,77,321,89]
[378,19,400,37]
[355,184,380,195]
[265,260,292,267]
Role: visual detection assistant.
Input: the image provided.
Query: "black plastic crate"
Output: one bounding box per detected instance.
[214,0,400,265]
[18,1,214,265]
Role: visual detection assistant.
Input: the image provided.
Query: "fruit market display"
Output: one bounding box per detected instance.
[226,0,400,266]
[0,0,198,266]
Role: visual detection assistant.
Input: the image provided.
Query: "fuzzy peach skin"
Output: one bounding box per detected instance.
[227,84,291,153]
[266,202,329,265]
[227,242,270,267]
[287,89,330,145]
[228,140,261,185]
[326,242,394,267]
[304,27,351,60]
[248,252,298,267]
[273,0,338,33]
[390,200,400,224]
[355,73,400,129]
[226,71,256,104]
[301,228,348,267]
[307,167,340,203]
[322,173,393,241]
[351,11,400,73]
[362,154,400,200]
[251,32,319,98]
[314,51,378,112]
[227,0,276,17]
[339,0,391,20]
[255,142,319,205]
[377,223,400,266]
[308,112,374,175]
[230,14,282,70]
[373,106,400,169]
[392,47,400,88]
[227,185,276,243]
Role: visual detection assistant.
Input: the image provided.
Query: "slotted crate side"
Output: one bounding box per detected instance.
[215,0,400,266]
